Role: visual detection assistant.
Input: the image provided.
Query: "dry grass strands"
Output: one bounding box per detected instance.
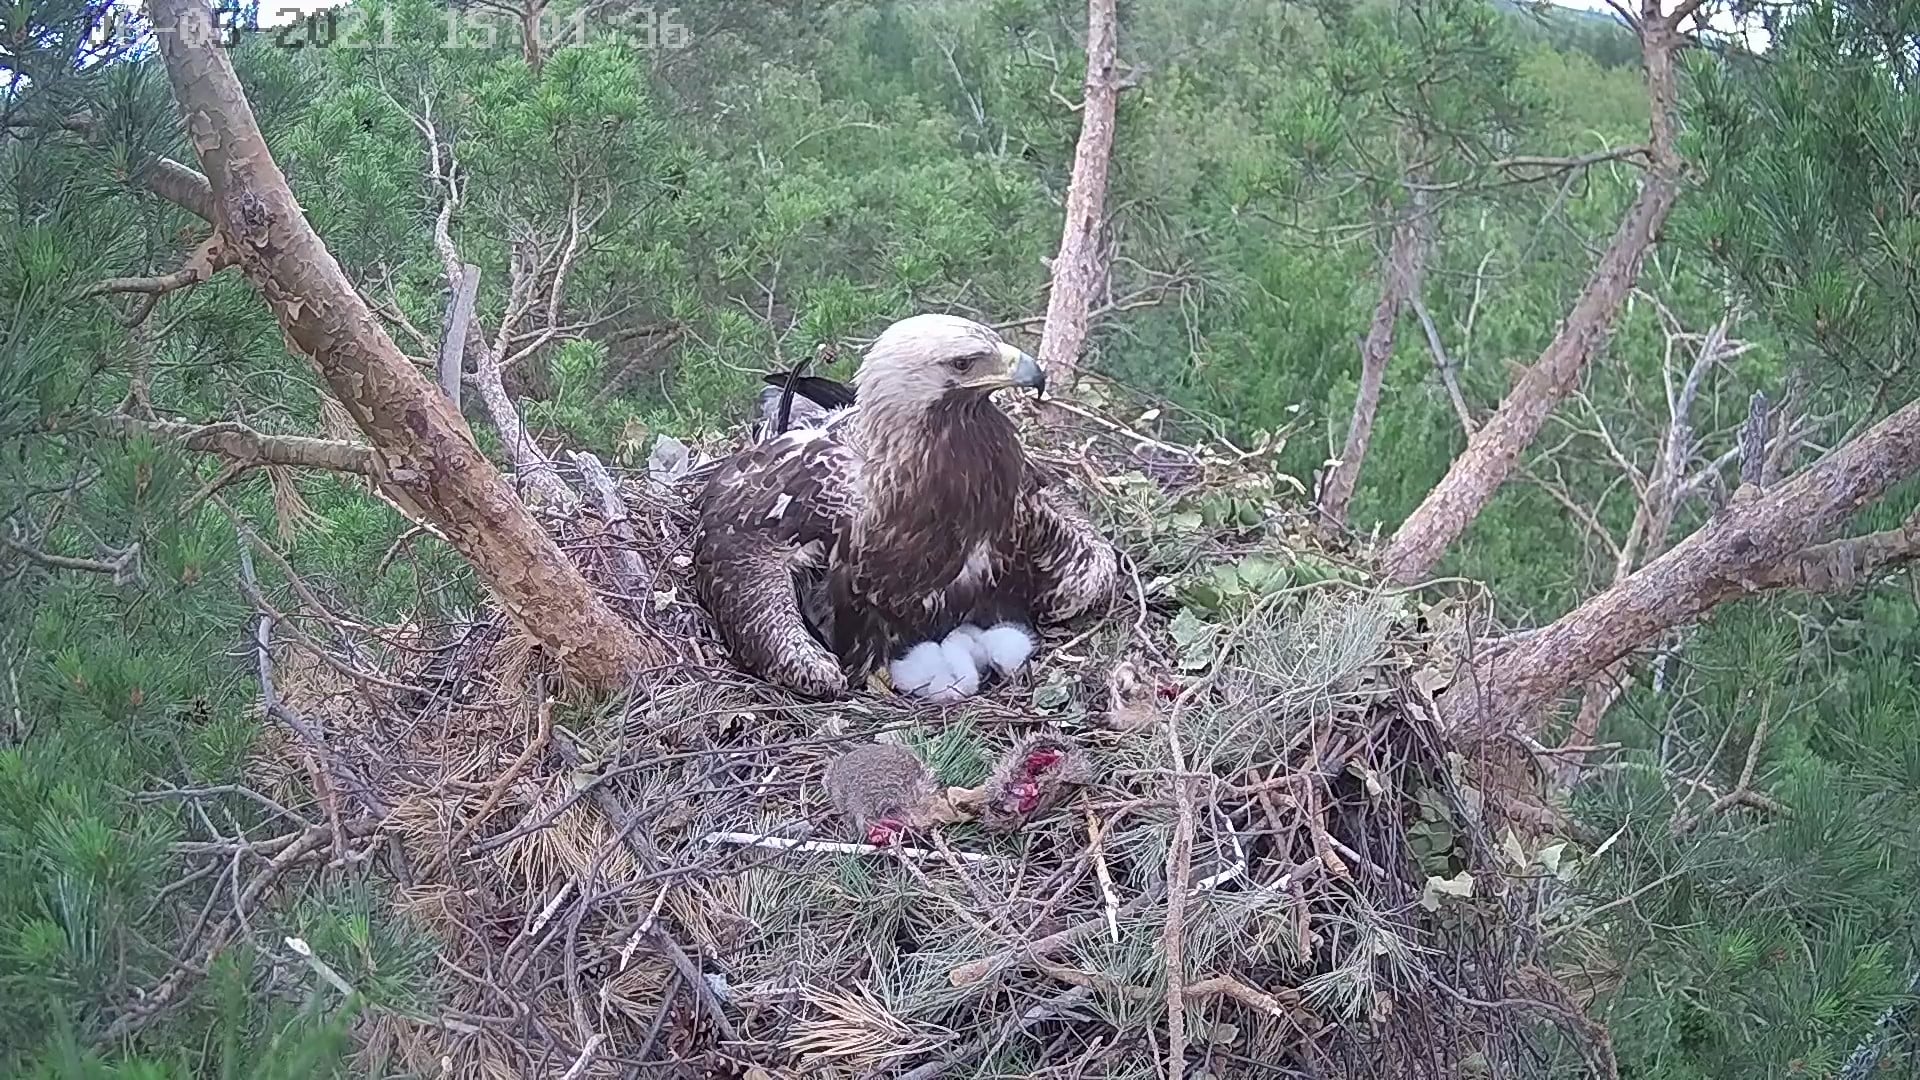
[783,981,957,1068]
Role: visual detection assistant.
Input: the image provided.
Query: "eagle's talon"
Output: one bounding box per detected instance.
[781,655,848,698]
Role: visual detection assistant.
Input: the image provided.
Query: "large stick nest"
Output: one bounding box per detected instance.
[252,388,1603,1079]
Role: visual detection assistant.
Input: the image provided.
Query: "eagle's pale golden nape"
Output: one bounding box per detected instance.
[688,313,1119,699]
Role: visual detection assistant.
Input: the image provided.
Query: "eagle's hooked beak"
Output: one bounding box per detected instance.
[996,341,1047,395]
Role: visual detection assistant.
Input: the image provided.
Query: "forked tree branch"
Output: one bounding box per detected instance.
[2,531,142,584]
[1319,201,1429,527]
[1380,5,1694,583]
[1444,388,1920,735]
[108,415,377,475]
[82,233,238,300]
[413,93,578,509]
[1746,509,1920,594]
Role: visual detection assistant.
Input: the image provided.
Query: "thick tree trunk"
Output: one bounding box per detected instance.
[1037,0,1120,380]
[148,0,655,687]
[1318,212,1427,527]
[1379,11,1688,584]
[1444,391,1920,735]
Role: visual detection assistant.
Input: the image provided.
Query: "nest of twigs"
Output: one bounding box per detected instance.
[244,387,1605,1079]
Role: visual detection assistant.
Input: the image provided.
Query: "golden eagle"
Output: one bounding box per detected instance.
[690,314,1117,699]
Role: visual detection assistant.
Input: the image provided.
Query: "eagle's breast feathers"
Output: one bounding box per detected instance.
[829,392,1029,674]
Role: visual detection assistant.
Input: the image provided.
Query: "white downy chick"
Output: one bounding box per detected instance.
[940,626,984,698]
[974,623,1036,675]
[891,624,1032,703]
[947,624,989,667]
[890,641,959,700]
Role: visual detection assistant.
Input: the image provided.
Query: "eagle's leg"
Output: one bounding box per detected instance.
[1021,487,1120,624]
[691,537,846,697]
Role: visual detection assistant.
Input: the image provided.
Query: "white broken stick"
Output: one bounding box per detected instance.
[701,829,998,864]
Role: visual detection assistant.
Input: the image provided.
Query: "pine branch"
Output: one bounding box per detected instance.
[140,157,217,222]
[94,824,335,1046]
[1745,508,1920,594]
[1489,145,1652,181]
[147,0,656,684]
[1665,0,1709,29]
[1840,964,1920,1078]
[1671,702,1783,834]
[2,532,142,584]
[106,415,376,475]
[81,234,237,300]
[22,112,217,221]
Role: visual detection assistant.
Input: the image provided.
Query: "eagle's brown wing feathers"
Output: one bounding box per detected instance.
[959,471,1117,630]
[1018,482,1119,622]
[690,425,857,696]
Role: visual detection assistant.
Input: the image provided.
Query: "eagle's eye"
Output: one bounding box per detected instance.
[945,354,976,372]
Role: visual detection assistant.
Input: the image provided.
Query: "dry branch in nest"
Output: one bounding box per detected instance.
[151,390,1604,1078]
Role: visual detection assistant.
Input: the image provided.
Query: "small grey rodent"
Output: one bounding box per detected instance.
[823,743,945,844]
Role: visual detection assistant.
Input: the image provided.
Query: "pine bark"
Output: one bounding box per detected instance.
[1038,0,1121,380]
[148,0,655,687]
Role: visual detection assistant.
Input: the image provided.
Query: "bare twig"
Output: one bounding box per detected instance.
[439,263,480,407]
[433,695,554,873]
[652,929,742,1045]
[1671,703,1779,835]
[558,1033,607,1080]
[95,826,332,1044]
[2,530,142,584]
[950,884,1167,987]
[81,233,236,303]
[1184,975,1301,1020]
[1413,292,1475,435]
[1162,712,1195,1080]
[1086,806,1121,943]
[702,829,997,864]
[105,415,375,475]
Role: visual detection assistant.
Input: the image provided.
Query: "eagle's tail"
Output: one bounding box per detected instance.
[762,372,857,413]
